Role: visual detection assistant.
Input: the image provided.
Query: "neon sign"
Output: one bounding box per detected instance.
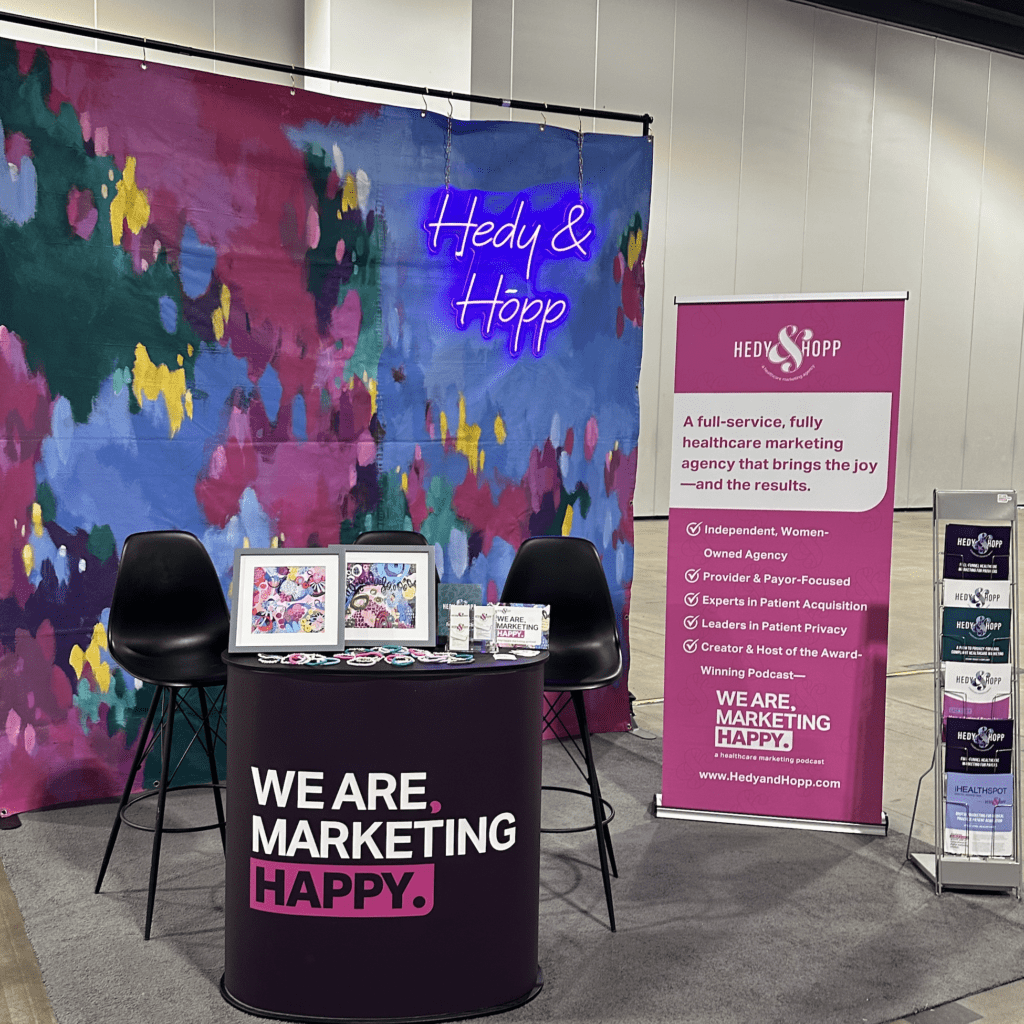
[422,189,595,358]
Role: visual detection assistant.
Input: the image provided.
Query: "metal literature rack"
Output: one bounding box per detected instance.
[910,490,1022,895]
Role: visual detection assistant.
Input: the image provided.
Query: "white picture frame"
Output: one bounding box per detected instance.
[229,548,342,652]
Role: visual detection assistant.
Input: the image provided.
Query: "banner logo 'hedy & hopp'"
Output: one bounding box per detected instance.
[733,326,842,381]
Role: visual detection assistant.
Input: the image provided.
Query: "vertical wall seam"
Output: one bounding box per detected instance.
[733,0,751,294]
[800,9,817,292]
[862,23,879,291]
[508,0,515,118]
[1011,230,1024,490]
[905,38,938,502]
[960,53,993,487]
[652,0,681,516]
[592,0,600,131]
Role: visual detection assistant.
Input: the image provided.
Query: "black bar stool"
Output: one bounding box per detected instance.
[95,531,229,939]
[501,536,623,931]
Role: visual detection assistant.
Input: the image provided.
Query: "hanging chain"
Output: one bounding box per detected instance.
[578,122,584,200]
[445,107,452,190]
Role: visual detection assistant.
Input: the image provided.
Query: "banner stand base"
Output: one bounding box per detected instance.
[654,794,889,837]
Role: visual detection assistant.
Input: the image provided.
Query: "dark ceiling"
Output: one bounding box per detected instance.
[797,0,1024,58]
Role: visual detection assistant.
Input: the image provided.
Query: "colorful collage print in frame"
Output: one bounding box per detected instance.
[335,545,436,648]
[230,549,343,652]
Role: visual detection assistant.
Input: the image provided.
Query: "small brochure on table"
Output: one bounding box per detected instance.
[940,607,1012,662]
[470,605,549,648]
[942,664,1013,724]
[944,772,1014,857]
[943,524,1011,581]
[471,606,495,644]
[944,717,1014,774]
[493,605,549,648]
[448,605,472,651]
[941,579,1011,610]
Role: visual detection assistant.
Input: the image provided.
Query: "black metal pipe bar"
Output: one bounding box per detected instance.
[0,10,653,135]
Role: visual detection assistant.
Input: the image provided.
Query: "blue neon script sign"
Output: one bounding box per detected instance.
[422,189,595,357]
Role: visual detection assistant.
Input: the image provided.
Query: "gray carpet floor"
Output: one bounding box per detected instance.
[3,731,1024,1024]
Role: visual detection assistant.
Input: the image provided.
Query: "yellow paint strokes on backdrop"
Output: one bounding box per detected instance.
[31,502,43,537]
[132,343,193,437]
[341,172,359,213]
[71,623,111,691]
[85,623,110,693]
[109,156,151,245]
[359,372,378,414]
[562,504,574,536]
[455,394,482,474]
[627,228,643,270]
[212,284,231,341]
[21,543,33,577]
[494,413,507,445]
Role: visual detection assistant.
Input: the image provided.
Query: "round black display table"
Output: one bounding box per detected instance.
[221,652,546,1023]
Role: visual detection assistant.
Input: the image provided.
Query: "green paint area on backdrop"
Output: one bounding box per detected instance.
[0,42,201,423]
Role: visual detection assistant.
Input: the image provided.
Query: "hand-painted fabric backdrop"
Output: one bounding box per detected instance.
[0,39,652,816]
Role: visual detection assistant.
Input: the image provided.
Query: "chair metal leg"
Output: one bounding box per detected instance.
[144,691,176,940]
[95,689,160,894]
[571,691,616,932]
[197,686,226,852]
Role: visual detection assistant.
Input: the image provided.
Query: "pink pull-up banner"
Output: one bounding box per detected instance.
[657,293,906,834]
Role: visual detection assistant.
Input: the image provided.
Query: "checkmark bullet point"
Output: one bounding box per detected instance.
[684,592,700,607]
[682,639,698,654]
[687,521,703,536]
[685,568,700,583]
[684,615,699,629]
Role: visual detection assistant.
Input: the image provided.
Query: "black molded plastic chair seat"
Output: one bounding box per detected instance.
[501,535,622,931]
[545,645,622,689]
[107,639,226,687]
[95,530,229,940]
[353,530,429,547]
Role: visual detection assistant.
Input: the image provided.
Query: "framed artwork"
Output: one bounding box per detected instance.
[336,545,436,648]
[230,548,342,652]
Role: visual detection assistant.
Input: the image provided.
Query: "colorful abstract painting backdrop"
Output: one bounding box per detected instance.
[0,39,652,815]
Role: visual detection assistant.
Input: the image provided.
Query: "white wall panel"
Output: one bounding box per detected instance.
[470,0,512,120]
[509,0,597,131]
[863,26,935,507]
[657,0,748,514]
[0,0,305,80]
[734,0,815,294]
[801,10,876,292]
[0,1,97,51]
[595,0,673,516]
[907,40,990,501]
[968,53,1024,490]
[216,0,304,87]
[327,0,473,116]
[97,0,217,73]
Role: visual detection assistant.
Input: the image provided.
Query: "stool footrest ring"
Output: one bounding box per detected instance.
[120,783,227,834]
[539,784,614,834]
